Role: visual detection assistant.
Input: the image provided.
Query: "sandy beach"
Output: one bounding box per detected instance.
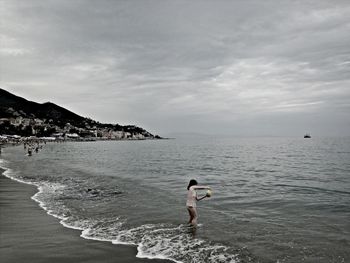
[0,169,170,263]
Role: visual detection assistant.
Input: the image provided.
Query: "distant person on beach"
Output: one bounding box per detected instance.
[27,146,33,156]
[186,179,211,227]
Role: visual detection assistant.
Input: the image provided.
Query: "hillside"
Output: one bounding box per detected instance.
[0,88,160,139]
[0,89,87,125]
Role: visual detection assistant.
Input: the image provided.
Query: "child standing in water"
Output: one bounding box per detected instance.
[186,179,211,227]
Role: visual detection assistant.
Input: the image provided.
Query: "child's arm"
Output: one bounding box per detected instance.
[192,185,211,190]
[196,195,207,201]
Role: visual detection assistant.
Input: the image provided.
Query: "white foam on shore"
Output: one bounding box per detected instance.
[1,158,36,186]
[0,158,70,223]
[135,225,237,263]
[1,158,238,263]
[110,223,237,263]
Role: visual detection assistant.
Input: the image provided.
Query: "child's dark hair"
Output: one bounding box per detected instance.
[187,179,198,190]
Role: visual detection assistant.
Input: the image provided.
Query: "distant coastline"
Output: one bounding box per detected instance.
[0,88,162,141]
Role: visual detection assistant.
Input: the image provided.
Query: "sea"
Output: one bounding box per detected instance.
[1,136,349,263]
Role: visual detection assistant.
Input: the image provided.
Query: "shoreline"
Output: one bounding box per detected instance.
[0,167,171,263]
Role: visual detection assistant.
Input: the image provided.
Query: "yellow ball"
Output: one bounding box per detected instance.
[206,190,212,197]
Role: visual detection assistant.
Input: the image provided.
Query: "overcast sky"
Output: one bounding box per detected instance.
[1,0,349,136]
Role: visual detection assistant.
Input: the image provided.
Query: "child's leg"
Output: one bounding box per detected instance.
[187,207,198,227]
[191,208,198,227]
[187,207,194,223]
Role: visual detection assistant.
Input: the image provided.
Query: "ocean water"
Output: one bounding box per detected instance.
[1,136,349,263]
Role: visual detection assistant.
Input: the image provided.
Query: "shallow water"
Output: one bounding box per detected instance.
[1,136,350,262]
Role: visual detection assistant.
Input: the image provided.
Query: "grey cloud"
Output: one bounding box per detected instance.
[1,0,349,135]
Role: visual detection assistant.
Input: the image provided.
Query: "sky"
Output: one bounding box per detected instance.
[1,0,350,136]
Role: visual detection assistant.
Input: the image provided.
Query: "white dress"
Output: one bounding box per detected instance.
[186,186,197,208]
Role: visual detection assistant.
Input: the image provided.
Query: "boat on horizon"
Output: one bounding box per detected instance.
[304,133,311,138]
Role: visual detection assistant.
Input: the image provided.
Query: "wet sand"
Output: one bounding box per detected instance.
[0,170,170,263]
